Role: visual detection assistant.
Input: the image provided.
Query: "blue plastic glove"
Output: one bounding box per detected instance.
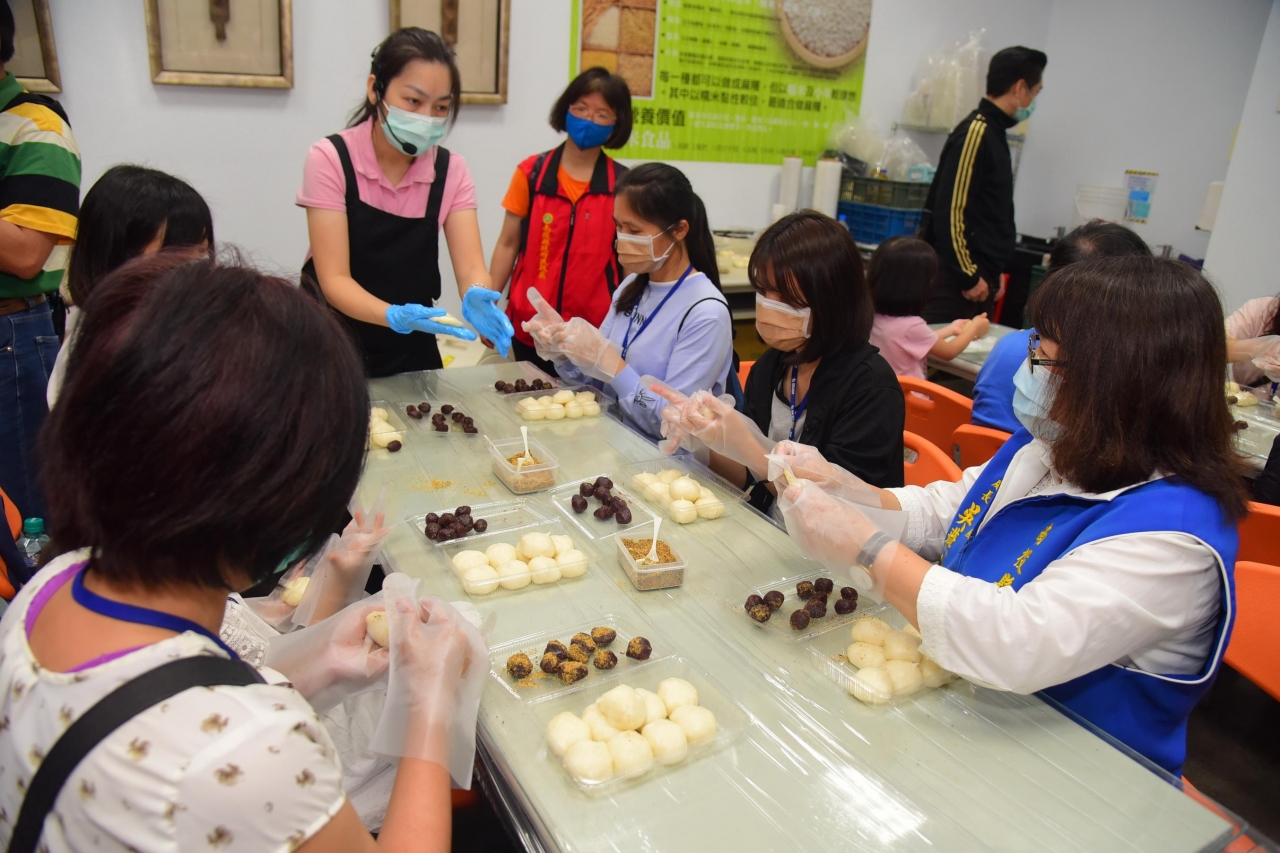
[462,286,515,358]
[385,304,477,341]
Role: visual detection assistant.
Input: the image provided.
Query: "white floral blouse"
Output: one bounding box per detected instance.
[0,551,346,852]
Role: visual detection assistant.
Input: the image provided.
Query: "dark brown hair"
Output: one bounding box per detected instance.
[749,211,873,365]
[1048,219,1150,271]
[1032,256,1247,518]
[867,236,938,317]
[614,163,720,315]
[42,254,369,590]
[349,28,461,128]
[550,67,633,149]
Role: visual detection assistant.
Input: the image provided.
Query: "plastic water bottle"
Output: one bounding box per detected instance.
[16,518,49,572]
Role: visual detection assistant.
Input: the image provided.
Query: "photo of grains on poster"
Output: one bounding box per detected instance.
[570,0,872,166]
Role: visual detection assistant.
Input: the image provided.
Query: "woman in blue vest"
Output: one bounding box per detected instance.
[774,256,1245,776]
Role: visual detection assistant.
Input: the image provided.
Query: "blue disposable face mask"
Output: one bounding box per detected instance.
[1012,357,1059,441]
[381,104,448,157]
[1013,97,1037,123]
[565,112,614,150]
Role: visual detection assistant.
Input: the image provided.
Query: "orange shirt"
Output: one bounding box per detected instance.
[502,165,590,216]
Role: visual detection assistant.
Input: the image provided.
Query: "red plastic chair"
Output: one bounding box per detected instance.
[1236,501,1280,566]
[737,360,754,390]
[951,424,1012,470]
[898,376,973,455]
[903,430,962,487]
[1224,560,1280,703]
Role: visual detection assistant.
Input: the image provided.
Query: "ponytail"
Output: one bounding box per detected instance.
[614,163,721,316]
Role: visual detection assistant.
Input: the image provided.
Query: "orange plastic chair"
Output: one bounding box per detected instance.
[898,376,973,456]
[1,486,18,539]
[737,359,754,390]
[1236,501,1280,566]
[903,430,962,487]
[951,424,1012,469]
[1224,560,1280,703]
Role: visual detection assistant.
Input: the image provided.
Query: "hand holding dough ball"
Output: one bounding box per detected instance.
[556,549,588,578]
[884,660,924,695]
[920,656,955,688]
[551,534,575,557]
[486,542,518,567]
[546,711,591,757]
[365,611,389,647]
[280,576,309,606]
[882,630,922,663]
[641,719,688,766]
[669,705,717,742]
[656,677,699,715]
[462,565,500,595]
[669,477,700,502]
[562,738,613,783]
[694,496,724,520]
[635,687,668,724]
[657,469,682,485]
[519,532,556,561]
[528,556,562,585]
[497,560,531,590]
[607,730,654,778]
[849,666,894,704]
[582,703,621,742]
[451,550,490,577]
[669,499,697,524]
[598,684,648,731]
[850,616,892,645]
[846,642,887,670]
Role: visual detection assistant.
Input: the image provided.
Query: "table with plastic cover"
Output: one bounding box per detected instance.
[926,323,1019,380]
[359,363,1257,853]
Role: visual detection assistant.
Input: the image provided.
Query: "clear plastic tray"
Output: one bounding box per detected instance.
[615,534,685,591]
[618,457,740,525]
[432,516,599,599]
[528,655,750,796]
[489,436,560,494]
[807,606,958,706]
[367,400,410,459]
[727,571,889,641]
[505,383,610,423]
[491,362,559,394]
[399,399,483,437]
[488,614,670,702]
[407,498,552,549]
[547,477,658,541]
[413,370,463,401]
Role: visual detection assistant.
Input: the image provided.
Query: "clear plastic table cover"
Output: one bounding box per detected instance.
[362,365,1259,853]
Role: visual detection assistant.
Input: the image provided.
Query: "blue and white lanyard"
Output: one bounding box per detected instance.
[621,265,694,360]
[789,365,810,441]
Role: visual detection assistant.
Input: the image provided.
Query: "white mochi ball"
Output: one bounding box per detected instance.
[545,711,591,757]
[550,534,575,556]
[848,666,895,704]
[451,550,490,576]
[885,660,924,695]
[544,403,567,420]
[555,549,588,578]
[669,499,697,524]
[364,610,389,647]
[520,403,546,421]
[563,738,613,783]
[565,402,584,419]
[528,556,562,585]
[598,684,648,731]
[575,391,597,404]
[607,730,654,778]
[657,469,683,484]
[537,396,554,406]
[583,401,601,417]
[641,719,688,766]
[694,496,724,520]
[462,565,500,595]
[920,656,956,688]
[883,630,923,663]
[850,616,893,646]
[669,477,700,502]
[370,407,388,421]
[496,560,531,590]
[552,389,576,405]
[635,687,668,724]
[485,542,519,567]
[634,472,657,487]
[280,576,309,606]
[698,486,715,501]
[902,623,922,640]
[647,482,672,506]
[518,532,556,560]
[846,642,887,670]
[669,705,717,742]
[656,677,699,715]
[582,704,620,742]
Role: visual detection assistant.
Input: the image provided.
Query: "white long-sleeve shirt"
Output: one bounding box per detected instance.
[888,438,1224,695]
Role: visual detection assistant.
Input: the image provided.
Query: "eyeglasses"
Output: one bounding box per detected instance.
[569,102,615,125]
[1027,332,1065,374]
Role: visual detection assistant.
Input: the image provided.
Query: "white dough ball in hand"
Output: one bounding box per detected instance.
[883,630,923,663]
[563,738,613,783]
[641,718,688,765]
[451,550,490,576]
[497,560,531,590]
[582,704,620,742]
[850,616,893,646]
[598,684,648,731]
[462,565,500,595]
[365,611,389,647]
[528,556,562,584]
[885,660,924,695]
[550,534,575,556]
[669,477,700,502]
[846,642,887,670]
[920,656,955,688]
[656,677,699,715]
[546,711,591,757]
[486,542,519,567]
[518,532,556,560]
[281,576,309,606]
[635,687,668,724]
[848,666,894,705]
[669,705,717,742]
[556,549,588,578]
[607,730,654,778]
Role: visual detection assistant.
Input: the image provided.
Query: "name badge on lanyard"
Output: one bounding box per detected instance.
[789,365,809,441]
[621,265,694,360]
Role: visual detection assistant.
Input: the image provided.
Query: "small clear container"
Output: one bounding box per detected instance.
[491,362,559,395]
[807,607,960,707]
[547,476,658,541]
[413,370,463,401]
[528,655,750,796]
[506,383,610,424]
[727,572,889,641]
[487,614,669,701]
[489,436,559,494]
[367,400,410,459]
[617,458,740,526]
[407,498,551,549]
[615,534,685,591]
[434,517,599,599]
[399,400,483,437]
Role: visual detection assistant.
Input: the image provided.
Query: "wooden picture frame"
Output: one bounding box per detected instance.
[144,0,293,89]
[391,0,510,105]
[8,0,61,93]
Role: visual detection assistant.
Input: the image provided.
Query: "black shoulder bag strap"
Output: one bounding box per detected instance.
[676,296,738,393]
[8,656,264,853]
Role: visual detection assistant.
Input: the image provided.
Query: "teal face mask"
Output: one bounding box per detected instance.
[1013,98,1037,123]
[381,104,447,157]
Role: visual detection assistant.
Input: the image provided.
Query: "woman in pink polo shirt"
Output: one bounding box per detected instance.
[298,28,513,377]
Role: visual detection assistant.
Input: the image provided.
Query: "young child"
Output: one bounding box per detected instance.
[867,236,988,378]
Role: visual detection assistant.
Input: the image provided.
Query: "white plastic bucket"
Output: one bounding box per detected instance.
[1073,185,1128,226]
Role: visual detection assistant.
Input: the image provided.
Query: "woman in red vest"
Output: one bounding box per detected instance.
[489,67,632,375]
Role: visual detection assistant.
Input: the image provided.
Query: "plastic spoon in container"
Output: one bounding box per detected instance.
[646,517,661,564]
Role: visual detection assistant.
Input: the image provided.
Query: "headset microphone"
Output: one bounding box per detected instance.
[375,81,418,155]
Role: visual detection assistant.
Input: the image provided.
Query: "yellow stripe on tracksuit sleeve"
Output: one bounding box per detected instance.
[950,118,986,277]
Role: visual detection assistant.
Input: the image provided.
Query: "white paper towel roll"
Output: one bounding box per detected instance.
[779,156,802,213]
[813,159,842,219]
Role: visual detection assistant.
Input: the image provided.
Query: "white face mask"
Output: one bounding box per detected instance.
[755,293,812,351]
[616,226,674,274]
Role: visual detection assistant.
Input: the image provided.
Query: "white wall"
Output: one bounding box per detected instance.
[1204,1,1280,312]
[1013,0,1269,260]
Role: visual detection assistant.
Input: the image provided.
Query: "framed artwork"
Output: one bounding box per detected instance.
[144,0,293,89]
[391,0,510,105]
[8,0,61,93]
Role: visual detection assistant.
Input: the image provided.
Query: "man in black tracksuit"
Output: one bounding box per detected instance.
[921,47,1048,322]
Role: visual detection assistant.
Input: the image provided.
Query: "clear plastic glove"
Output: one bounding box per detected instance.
[292,498,392,628]
[650,381,771,477]
[521,288,567,361]
[776,477,907,601]
[265,599,390,713]
[768,440,884,507]
[1237,335,1280,381]
[550,317,624,381]
[462,286,514,357]
[386,303,478,341]
[369,573,488,788]
[243,560,312,631]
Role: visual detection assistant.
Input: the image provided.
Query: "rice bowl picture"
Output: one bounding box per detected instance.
[778,0,872,69]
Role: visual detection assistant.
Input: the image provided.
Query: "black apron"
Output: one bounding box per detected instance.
[302,134,450,378]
